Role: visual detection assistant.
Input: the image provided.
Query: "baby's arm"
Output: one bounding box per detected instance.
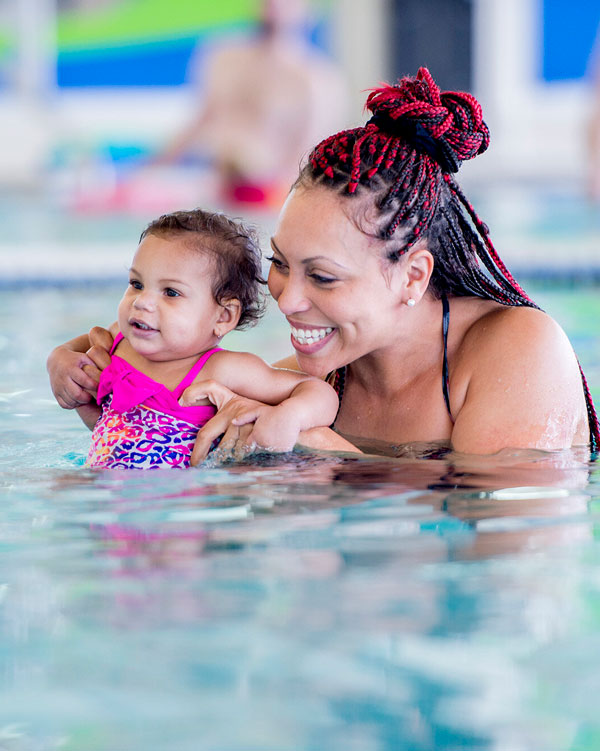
[180,351,339,452]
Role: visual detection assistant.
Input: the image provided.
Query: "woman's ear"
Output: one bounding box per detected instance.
[402,246,434,304]
[214,298,242,338]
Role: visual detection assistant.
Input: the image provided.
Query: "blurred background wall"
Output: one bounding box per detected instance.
[0,0,598,194]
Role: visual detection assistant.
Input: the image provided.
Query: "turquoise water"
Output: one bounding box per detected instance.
[1,280,600,750]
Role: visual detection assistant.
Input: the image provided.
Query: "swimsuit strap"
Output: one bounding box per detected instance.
[110,332,124,355]
[326,366,346,428]
[174,347,223,397]
[328,296,453,427]
[441,293,453,420]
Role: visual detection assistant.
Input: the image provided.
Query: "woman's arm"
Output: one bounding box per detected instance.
[181,351,358,463]
[76,402,103,430]
[182,351,338,447]
[450,308,587,453]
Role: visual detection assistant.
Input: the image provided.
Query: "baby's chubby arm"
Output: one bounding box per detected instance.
[179,351,339,460]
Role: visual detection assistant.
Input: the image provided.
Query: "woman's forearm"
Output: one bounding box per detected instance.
[296,426,361,453]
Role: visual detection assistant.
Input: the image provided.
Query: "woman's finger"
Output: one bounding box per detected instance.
[179,380,235,409]
[61,380,94,409]
[88,326,114,353]
[191,414,234,465]
[86,344,112,371]
[57,387,92,410]
[231,408,261,427]
[69,361,99,392]
[82,362,102,386]
[233,424,256,460]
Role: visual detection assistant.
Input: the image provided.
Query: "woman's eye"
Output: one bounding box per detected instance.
[129,279,142,290]
[165,288,180,298]
[309,273,336,285]
[266,254,286,270]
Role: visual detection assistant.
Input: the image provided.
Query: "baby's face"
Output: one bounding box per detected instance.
[118,235,223,362]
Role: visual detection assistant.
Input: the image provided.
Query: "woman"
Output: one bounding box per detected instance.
[48,68,599,461]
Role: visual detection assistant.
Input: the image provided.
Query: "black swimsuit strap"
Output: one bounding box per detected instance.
[328,296,453,427]
[327,366,346,427]
[441,293,453,420]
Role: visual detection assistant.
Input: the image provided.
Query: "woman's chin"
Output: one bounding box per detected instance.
[295,351,337,379]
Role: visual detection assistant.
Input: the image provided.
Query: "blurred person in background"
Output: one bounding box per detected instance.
[587,25,600,200]
[146,0,347,210]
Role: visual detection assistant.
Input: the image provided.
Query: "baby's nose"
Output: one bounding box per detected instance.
[133,290,156,310]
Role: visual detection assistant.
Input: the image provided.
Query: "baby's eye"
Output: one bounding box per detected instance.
[164,288,181,298]
[129,279,143,290]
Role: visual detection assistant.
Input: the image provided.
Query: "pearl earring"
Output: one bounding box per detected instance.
[406,298,416,307]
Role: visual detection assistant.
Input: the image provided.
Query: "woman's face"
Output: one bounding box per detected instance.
[268,186,406,377]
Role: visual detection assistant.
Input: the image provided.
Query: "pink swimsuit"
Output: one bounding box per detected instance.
[87,334,221,469]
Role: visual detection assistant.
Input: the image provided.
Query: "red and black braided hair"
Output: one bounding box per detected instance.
[296,67,599,452]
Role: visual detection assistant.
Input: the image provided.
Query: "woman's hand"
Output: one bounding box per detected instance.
[180,382,262,465]
[47,345,98,409]
[46,326,114,409]
[184,383,361,465]
[85,326,113,375]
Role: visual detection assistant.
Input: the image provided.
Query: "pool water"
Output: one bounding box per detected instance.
[1,281,600,750]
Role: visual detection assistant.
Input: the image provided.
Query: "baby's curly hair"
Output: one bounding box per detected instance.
[140,209,266,329]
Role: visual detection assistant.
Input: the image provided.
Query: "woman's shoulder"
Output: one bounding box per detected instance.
[462,301,571,357]
[452,298,581,398]
[447,298,589,452]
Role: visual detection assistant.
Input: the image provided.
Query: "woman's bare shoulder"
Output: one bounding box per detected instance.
[462,303,572,359]
[448,301,587,452]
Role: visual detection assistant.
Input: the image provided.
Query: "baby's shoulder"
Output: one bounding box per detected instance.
[198,349,268,381]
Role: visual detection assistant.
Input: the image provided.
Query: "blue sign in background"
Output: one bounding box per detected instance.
[542,0,600,81]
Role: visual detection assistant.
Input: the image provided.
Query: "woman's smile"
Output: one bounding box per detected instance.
[288,318,335,348]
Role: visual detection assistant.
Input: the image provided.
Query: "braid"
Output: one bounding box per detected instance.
[296,66,599,453]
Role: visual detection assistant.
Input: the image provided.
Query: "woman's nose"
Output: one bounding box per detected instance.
[271,273,310,315]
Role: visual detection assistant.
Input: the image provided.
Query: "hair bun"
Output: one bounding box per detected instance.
[365,67,489,172]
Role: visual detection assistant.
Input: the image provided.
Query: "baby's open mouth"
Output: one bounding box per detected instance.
[130,319,156,332]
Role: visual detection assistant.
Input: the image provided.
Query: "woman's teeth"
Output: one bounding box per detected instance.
[291,326,333,345]
[133,321,152,330]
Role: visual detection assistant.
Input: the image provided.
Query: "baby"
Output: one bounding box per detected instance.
[73,208,338,469]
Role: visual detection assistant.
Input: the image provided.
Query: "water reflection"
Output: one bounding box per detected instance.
[1,442,599,749]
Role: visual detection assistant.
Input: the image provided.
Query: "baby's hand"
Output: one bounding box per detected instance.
[179,379,236,411]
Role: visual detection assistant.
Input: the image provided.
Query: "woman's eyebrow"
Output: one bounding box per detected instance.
[269,238,348,269]
[270,238,284,255]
